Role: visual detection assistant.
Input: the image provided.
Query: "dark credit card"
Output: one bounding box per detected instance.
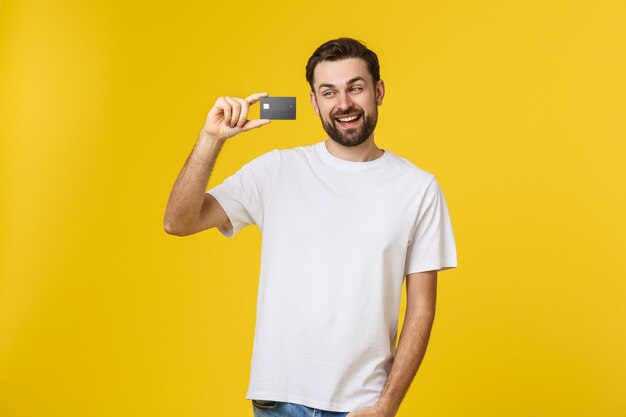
[260,97,296,120]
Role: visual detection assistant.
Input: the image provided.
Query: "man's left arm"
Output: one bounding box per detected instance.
[347,270,437,417]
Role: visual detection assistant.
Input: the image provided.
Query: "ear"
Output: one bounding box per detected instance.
[375,79,385,106]
[310,91,320,116]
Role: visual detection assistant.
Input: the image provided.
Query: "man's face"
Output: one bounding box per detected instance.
[310,58,385,147]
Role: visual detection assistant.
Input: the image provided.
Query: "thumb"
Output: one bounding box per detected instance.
[241,119,271,132]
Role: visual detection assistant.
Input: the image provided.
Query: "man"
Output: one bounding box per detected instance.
[164,38,458,417]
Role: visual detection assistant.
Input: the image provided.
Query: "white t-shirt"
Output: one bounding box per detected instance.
[207,140,457,412]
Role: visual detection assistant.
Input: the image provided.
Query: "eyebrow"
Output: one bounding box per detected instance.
[317,76,367,92]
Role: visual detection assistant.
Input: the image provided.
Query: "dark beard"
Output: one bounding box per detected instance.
[321,107,378,148]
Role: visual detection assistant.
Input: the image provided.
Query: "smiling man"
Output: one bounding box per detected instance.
[164,38,458,417]
[311,60,382,149]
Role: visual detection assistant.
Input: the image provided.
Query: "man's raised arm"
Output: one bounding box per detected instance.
[163,92,270,236]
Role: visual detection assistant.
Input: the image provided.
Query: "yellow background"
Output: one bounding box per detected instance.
[1,0,625,416]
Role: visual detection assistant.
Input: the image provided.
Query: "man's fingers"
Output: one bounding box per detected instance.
[223,96,242,128]
[245,92,269,105]
[215,96,232,126]
[206,93,270,140]
[241,118,271,132]
[233,97,250,128]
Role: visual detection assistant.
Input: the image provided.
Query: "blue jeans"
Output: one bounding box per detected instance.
[251,400,349,417]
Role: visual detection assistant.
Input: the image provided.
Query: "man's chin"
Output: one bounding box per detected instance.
[328,133,368,147]
[322,117,375,147]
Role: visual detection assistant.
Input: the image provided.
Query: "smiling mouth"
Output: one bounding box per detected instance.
[333,114,362,126]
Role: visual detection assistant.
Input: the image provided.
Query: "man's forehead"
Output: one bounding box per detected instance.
[313,58,372,88]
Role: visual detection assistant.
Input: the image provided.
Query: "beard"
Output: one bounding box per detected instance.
[320,106,378,148]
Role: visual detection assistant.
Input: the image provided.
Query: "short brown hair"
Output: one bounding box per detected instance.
[305,37,381,92]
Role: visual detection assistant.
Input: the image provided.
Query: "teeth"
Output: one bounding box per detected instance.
[337,115,359,122]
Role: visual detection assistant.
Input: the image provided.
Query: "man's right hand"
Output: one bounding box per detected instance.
[202,92,271,141]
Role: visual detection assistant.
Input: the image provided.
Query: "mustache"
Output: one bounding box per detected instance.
[331,109,363,118]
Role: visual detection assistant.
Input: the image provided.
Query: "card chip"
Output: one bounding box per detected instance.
[263,103,270,109]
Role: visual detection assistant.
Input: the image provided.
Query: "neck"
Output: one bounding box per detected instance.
[324,137,384,162]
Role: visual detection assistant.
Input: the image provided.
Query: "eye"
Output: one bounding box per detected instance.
[322,90,335,97]
[350,86,363,92]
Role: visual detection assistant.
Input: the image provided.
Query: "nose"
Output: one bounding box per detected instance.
[336,91,354,111]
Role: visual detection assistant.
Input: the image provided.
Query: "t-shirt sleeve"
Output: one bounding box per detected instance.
[404,176,458,275]
[206,149,277,238]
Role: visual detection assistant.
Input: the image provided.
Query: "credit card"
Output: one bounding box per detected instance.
[260,97,296,120]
